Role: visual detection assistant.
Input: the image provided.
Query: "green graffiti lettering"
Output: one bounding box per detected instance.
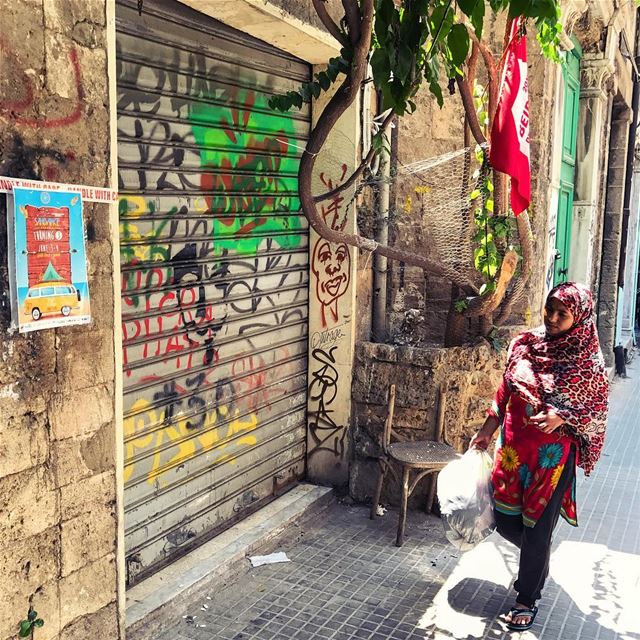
[189,87,304,255]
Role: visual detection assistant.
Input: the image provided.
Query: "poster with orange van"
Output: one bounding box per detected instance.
[8,186,91,332]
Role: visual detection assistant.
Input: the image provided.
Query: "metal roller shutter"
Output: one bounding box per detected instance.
[116,0,311,585]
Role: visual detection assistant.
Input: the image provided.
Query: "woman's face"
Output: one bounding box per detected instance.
[544,297,574,336]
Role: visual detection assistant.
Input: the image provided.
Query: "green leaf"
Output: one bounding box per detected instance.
[536,16,562,63]
[429,79,444,107]
[489,0,509,10]
[316,71,331,91]
[268,96,281,111]
[507,0,529,18]
[530,0,559,20]
[428,3,454,45]
[339,46,353,60]
[470,0,485,39]
[486,198,494,212]
[457,0,477,14]
[396,44,415,83]
[370,48,391,84]
[376,0,396,30]
[19,621,32,638]
[290,91,303,109]
[470,189,482,200]
[499,224,509,237]
[454,299,469,312]
[28,610,38,622]
[425,57,444,107]
[34,619,45,628]
[494,222,508,238]
[447,24,470,68]
[336,56,351,73]
[327,57,342,79]
[480,234,494,248]
[300,84,312,103]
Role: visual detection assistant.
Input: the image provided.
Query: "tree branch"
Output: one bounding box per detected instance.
[342,0,361,44]
[313,110,394,203]
[312,0,349,47]
[462,249,518,317]
[468,40,479,90]
[462,41,479,154]
[456,76,486,145]
[469,32,499,125]
[467,30,507,217]
[494,212,534,325]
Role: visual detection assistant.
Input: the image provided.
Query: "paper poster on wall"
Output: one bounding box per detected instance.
[7,186,91,332]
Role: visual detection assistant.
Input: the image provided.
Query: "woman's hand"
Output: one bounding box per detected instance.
[470,416,499,450]
[529,408,564,433]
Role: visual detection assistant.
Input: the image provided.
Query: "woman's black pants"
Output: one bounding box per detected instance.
[494,446,576,608]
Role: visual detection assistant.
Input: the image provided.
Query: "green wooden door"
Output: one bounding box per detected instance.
[554,43,581,286]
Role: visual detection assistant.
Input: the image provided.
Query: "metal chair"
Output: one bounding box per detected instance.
[370,383,459,546]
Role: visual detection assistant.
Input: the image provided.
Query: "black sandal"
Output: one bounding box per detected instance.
[505,605,538,631]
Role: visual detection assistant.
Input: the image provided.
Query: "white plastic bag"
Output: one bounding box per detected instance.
[436,449,496,551]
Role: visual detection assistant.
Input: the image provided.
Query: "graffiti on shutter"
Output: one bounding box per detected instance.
[117,0,310,583]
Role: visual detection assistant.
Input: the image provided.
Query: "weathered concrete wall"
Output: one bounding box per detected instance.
[0,1,121,639]
[266,0,344,28]
[350,340,509,505]
[306,79,360,487]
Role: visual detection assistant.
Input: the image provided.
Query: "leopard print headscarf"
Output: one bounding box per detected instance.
[504,282,609,476]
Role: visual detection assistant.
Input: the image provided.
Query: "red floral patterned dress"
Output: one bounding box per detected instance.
[489,378,578,528]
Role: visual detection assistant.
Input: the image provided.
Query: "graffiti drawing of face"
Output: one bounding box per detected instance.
[311,239,351,327]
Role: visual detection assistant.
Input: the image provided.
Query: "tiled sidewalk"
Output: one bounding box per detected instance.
[157,363,640,640]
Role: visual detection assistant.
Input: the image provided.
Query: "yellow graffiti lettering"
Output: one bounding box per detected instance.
[123,398,259,487]
[119,195,148,217]
[193,197,209,213]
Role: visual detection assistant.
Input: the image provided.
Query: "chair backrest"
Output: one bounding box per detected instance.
[382,383,449,452]
[382,384,398,451]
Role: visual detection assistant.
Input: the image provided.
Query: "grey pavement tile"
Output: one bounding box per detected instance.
[331,632,355,640]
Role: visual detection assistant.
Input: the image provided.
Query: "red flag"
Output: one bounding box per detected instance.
[489,18,530,215]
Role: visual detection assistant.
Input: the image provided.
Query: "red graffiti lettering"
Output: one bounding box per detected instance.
[0,42,85,129]
[319,164,349,232]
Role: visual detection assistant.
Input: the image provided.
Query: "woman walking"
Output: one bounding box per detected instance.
[471,282,609,631]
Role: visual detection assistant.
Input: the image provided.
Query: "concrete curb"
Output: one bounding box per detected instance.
[126,483,334,640]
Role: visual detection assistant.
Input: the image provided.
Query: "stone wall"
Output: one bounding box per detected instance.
[0,2,121,639]
[350,340,509,505]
